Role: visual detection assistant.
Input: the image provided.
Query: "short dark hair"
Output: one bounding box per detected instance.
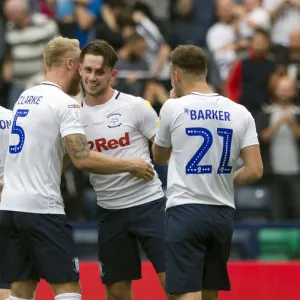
[80,40,118,69]
[170,45,207,76]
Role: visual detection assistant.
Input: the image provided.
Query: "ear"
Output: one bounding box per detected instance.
[66,58,73,70]
[111,69,118,81]
[175,70,181,84]
[79,63,83,76]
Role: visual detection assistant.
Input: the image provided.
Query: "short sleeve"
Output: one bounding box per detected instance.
[241,110,259,149]
[58,99,85,138]
[154,100,174,148]
[131,98,159,140]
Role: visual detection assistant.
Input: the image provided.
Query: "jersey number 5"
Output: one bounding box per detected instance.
[186,127,233,175]
[9,109,29,154]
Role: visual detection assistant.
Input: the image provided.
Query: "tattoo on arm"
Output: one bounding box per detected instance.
[64,134,90,160]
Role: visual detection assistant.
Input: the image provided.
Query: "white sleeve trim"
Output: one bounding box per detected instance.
[61,126,85,139]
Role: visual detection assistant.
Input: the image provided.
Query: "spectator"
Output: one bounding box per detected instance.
[226,29,275,117]
[187,0,216,47]
[116,33,150,97]
[48,0,102,48]
[95,0,129,51]
[270,30,300,104]
[169,0,205,48]
[3,0,58,109]
[238,0,271,40]
[133,10,171,88]
[256,76,300,220]
[206,0,237,82]
[74,0,102,48]
[263,0,300,56]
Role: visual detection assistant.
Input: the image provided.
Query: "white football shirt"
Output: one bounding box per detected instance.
[0,106,12,180]
[81,90,164,209]
[1,82,85,214]
[155,93,259,209]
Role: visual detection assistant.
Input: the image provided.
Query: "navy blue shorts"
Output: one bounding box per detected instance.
[165,204,234,294]
[97,197,166,284]
[0,211,79,284]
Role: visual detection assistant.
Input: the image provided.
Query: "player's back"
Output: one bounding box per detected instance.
[0,106,12,179]
[165,92,257,209]
[1,82,83,214]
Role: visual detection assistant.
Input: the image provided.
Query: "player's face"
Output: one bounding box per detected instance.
[80,54,117,97]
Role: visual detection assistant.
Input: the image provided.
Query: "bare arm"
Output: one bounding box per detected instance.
[74,3,97,30]
[64,133,155,179]
[152,44,171,78]
[152,143,172,165]
[233,145,263,186]
[268,1,288,22]
[2,58,12,82]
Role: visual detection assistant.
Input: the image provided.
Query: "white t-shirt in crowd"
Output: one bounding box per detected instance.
[263,0,300,46]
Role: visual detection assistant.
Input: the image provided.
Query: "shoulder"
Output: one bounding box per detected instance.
[161,98,183,116]
[219,95,252,117]
[117,92,150,108]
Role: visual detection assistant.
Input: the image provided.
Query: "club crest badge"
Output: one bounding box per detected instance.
[107,113,122,128]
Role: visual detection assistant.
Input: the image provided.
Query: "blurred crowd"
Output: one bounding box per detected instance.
[1,0,300,222]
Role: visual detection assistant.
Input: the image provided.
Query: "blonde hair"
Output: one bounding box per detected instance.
[43,37,80,69]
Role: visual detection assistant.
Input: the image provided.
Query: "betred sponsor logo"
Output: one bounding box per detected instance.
[88,132,130,152]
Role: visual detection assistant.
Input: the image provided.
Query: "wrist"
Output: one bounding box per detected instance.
[123,159,136,173]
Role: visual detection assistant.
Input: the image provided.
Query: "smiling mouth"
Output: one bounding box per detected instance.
[87,82,99,88]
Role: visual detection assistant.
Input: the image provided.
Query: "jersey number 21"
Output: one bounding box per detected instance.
[186,127,233,175]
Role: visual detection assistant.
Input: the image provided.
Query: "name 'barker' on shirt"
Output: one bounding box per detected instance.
[186,108,231,121]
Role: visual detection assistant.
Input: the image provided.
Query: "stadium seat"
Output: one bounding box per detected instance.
[258,228,300,260]
[230,229,252,259]
[234,185,271,222]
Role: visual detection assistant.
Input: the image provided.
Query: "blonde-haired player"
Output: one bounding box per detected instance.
[0,37,154,300]
[0,105,12,299]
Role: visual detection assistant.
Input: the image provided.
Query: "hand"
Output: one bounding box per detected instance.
[169,88,178,98]
[129,159,155,181]
[279,113,295,125]
[132,11,145,23]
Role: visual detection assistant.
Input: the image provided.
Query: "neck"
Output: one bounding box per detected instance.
[45,70,69,94]
[182,81,214,96]
[85,87,115,106]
